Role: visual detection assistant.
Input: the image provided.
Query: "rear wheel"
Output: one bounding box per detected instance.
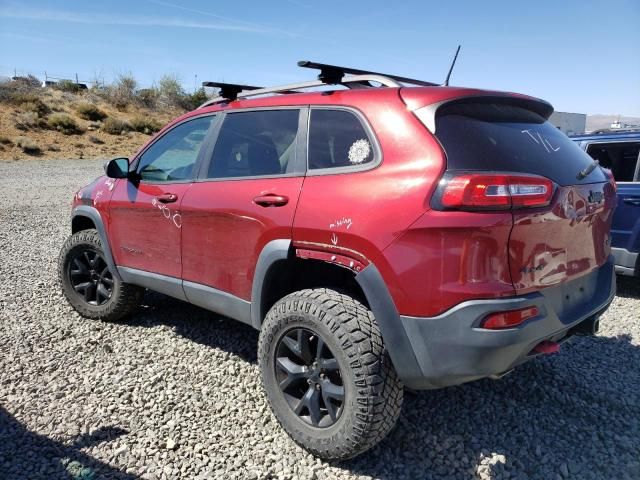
[58,229,144,321]
[258,288,403,460]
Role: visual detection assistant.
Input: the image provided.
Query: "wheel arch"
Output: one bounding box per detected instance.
[250,240,423,385]
[71,206,121,281]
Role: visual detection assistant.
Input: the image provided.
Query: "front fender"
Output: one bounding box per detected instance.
[71,205,121,281]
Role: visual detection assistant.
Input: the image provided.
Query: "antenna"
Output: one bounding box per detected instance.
[443,45,461,86]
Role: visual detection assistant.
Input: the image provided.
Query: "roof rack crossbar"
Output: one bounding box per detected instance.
[201,81,264,101]
[297,60,439,87]
[198,74,401,108]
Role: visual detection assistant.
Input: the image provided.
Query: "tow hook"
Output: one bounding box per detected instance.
[531,340,560,355]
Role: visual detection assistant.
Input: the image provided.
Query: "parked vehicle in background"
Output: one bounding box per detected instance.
[58,60,617,460]
[571,132,640,277]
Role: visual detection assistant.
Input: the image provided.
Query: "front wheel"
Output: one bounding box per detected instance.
[58,229,144,321]
[258,288,403,460]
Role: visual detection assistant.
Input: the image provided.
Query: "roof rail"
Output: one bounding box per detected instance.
[198,74,402,108]
[197,58,442,108]
[297,60,439,87]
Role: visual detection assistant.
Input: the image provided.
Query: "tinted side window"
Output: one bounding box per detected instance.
[137,116,215,182]
[308,109,374,170]
[207,110,300,179]
[586,142,640,182]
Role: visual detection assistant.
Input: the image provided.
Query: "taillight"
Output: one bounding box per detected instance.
[602,168,617,192]
[435,173,554,210]
[480,306,539,330]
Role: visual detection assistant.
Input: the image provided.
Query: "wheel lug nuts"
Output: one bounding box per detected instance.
[307,379,312,384]
[315,384,321,391]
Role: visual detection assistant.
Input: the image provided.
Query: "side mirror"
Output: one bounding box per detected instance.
[104,158,130,179]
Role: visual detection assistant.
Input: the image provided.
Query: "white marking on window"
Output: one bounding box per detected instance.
[348,139,371,164]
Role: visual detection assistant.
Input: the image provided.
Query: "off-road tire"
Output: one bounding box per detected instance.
[258,288,403,460]
[58,229,144,321]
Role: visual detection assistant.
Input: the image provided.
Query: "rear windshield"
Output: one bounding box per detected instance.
[432,103,606,186]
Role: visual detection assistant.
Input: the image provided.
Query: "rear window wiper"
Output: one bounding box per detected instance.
[576,159,599,180]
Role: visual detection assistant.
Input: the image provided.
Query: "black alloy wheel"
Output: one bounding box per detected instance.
[275,328,345,428]
[68,249,114,306]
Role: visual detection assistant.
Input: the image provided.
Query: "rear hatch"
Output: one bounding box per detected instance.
[415,96,616,293]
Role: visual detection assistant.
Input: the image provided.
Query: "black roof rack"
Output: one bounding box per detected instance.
[198,56,454,108]
[297,60,439,87]
[201,81,264,101]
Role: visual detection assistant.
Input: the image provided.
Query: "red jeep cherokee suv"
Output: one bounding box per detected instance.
[59,61,616,460]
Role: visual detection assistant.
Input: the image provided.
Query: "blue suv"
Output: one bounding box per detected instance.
[571,131,640,277]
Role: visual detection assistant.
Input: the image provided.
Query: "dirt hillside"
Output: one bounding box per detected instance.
[0,84,186,161]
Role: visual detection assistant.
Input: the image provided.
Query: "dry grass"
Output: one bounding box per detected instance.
[47,113,81,135]
[74,102,107,121]
[102,117,132,135]
[0,84,182,160]
[130,116,162,134]
[14,136,41,155]
[15,112,45,131]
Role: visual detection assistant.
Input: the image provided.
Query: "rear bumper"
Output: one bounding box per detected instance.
[395,256,616,389]
[612,247,639,276]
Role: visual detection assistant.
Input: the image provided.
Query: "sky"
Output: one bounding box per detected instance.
[1,0,639,116]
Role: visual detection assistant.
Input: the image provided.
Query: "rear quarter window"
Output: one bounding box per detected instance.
[308,109,377,171]
[432,103,607,186]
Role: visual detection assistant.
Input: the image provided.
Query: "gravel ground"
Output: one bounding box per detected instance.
[0,159,639,480]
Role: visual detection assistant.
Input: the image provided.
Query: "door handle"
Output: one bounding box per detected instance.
[158,193,178,204]
[623,197,640,206]
[253,194,289,207]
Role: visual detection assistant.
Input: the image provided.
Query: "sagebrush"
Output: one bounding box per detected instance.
[48,113,81,134]
[75,103,107,121]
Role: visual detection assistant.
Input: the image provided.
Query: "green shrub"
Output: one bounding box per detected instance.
[185,88,208,109]
[136,88,159,109]
[102,117,131,135]
[104,74,137,110]
[15,112,44,130]
[15,136,41,155]
[4,91,51,117]
[55,80,82,93]
[0,135,12,145]
[47,113,81,134]
[130,116,162,134]
[158,74,184,106]
[21,99,51,117]
[74,102,107,121]
[88,135,104,144]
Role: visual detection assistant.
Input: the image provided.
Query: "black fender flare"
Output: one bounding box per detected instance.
[71,205,122,282]
[250,239,292,329]
[249,239,422,383]
[355,263,423,385]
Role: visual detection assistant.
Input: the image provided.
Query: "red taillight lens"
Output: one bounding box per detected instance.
[438,173,554,210]
[481,306,539,330]
[602,168,617,192]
